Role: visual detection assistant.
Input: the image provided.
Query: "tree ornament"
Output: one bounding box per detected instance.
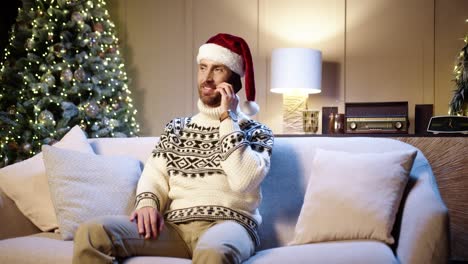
[7,141,19,151]
[88,32,98,47]
[74,67,86,81]
[7,105,16,115]
[71,11,84,23]
[21,143,32,153]
[99,52,105,58]
[112,103,120,110]
[53,43,65,57]
[41,72,56,86]
[38,110,55,126]
[93,22,104,33]
[61,69,73,82]
[85,101,100,118]
[25,38,34,50]
[52,43,61,52]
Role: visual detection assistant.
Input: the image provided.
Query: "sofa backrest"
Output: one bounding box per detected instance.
[88,136,435,250]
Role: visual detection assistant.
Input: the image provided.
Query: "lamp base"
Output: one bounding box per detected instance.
[282,93,308,134]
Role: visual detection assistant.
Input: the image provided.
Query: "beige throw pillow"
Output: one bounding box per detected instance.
[0,126,94,231]
[42,145,142,240]
[290,148,417,245]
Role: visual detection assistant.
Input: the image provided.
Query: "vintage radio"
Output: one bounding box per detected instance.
[345,102,409,134]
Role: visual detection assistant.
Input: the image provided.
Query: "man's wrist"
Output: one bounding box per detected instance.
[220,110,238,122]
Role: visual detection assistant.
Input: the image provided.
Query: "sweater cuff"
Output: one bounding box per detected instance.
[135,192,161,211]
[219,118,241,137]
[135,198,158,211]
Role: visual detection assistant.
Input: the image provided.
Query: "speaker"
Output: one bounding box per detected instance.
[415,104,433,135]
[322,106,338,134]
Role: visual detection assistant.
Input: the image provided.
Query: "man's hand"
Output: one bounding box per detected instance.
[130,207,164,239]
[217,82,238,112]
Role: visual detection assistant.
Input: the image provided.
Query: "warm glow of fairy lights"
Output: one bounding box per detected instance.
[0,0,140,165]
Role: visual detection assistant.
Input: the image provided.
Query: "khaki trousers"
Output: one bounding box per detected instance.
[72,215,255,264]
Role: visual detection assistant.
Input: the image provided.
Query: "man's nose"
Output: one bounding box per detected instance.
[204,70,214,82]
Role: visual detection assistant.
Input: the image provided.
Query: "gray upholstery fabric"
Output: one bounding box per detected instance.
[245,241,398,264]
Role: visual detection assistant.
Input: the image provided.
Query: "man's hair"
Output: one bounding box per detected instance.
[228,72,242,93]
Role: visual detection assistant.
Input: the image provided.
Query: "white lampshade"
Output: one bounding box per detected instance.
[270,48,322,94]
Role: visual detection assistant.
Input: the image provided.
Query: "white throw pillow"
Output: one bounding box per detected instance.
[290,148,417,245]
[42,145,141,240]
[0,125,94,231]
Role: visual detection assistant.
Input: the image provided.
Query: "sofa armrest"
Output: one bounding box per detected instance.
[396,164,449,264]
[0,187,40,239]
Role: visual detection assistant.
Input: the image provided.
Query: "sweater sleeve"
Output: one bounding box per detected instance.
[219,119,274,193]
[135,128,171,212]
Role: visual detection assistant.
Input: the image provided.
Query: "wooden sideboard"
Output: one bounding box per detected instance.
[276,134,468,261]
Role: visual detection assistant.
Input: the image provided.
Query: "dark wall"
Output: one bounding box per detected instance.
[0,0,21,60]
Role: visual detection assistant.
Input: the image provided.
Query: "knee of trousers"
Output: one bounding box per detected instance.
[193,244,241,264]
[75,218,114,253]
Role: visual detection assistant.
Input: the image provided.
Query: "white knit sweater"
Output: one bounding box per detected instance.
[135,100,274,245]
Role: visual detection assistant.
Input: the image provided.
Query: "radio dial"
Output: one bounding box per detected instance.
[350,122,357,130]
[394,121,403,130]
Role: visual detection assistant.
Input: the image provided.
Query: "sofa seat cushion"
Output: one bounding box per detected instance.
[0,232,73,264]
[244,240,397,264]
[0,232,191,264]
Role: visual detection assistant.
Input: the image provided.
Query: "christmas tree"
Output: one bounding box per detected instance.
[449,20,468,116]
[0,0,140,167]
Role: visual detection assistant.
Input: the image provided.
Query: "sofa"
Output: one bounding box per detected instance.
[0,135,449,264]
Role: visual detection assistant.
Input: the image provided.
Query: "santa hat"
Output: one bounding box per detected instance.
[197,33,259,116]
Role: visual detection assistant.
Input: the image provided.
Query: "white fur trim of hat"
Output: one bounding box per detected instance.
[197,43,245,77]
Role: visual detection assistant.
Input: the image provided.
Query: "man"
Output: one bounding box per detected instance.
[73,33,274,264]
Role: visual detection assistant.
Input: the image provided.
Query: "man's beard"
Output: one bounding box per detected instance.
[199,85,222,107]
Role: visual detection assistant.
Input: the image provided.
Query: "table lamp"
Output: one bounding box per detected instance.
[270,48,322,133]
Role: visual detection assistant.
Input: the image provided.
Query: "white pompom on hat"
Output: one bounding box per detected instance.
[197,33,259,116]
